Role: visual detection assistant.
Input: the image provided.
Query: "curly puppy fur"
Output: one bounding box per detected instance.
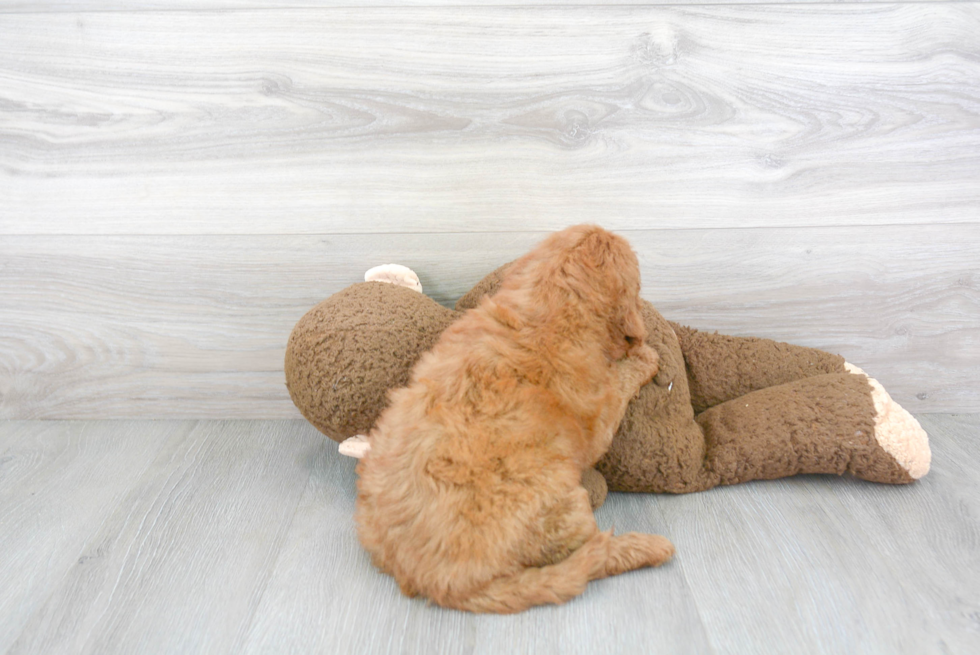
[355,225,674,613]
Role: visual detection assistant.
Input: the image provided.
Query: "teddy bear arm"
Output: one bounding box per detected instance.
[669,322,847,415]
[581,468,608,510]
[455,263,513,312]
[695,372,924,486]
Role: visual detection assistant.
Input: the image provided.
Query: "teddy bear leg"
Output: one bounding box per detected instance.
[669,322,847,415]
[695,372,929,486]
[843,364,931,480]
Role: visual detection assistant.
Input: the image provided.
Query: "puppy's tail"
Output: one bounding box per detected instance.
[451,530,674,614]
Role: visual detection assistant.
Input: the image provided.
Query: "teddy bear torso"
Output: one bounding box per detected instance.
[596,302,709,494]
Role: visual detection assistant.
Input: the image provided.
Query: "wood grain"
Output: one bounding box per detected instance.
[644,416,980,654]
[1,0,978,649]
[2,1,968,13]
[1,5,978,234]
[809,414,980,654]
[655,472,979,654]
[3,225,977,418]
[240,424,713,655]
[3,417,977,653]
[6,420,321,655]
[0,420,197,654]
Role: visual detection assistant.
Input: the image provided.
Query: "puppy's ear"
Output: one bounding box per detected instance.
[582,229,646,357]
[558,228,626,299]
[576,228,618,270]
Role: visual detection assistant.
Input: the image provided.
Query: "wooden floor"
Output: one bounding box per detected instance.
[0,416,977,654]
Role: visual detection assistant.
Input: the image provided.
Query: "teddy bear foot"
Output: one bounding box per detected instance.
[364,264,423,293]
[339,434,371,458]
[845,363,931,480]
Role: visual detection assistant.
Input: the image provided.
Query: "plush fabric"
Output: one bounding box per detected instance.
[285,260,930,505]
[285,282,456,440]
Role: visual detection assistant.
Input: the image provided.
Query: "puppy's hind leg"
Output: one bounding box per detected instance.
[452,529,674,614]
[597,531,675,579]
[564,483,674,583]
[451,488,673,614]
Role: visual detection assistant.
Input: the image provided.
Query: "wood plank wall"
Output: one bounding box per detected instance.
[1,3,978,418]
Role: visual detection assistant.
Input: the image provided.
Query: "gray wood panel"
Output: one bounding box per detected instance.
[2,225,977,419]
[6,420,321,655]
[0,421,197,654]
[1,416,978,653]
[655,465,980,654]
[809,413,980,654]
[1,1,967,12]
[2,5,978,234]
[240,428,714,655]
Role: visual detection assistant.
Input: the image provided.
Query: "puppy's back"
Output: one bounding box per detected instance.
[355,225,673,612]
[356,308,584,603]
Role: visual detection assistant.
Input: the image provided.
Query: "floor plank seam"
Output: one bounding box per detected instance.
[232,420,322,651]
[651,497,721,655]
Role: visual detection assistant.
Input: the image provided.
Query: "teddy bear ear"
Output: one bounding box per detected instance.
[455,262,514,312]
[364,264,423,293]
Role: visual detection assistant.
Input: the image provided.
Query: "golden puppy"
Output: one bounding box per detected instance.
[355,225,674,613]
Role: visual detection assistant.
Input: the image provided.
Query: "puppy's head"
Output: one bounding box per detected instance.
[512,225,647,360]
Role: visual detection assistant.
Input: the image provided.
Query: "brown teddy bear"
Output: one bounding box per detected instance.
[285,261,930,508]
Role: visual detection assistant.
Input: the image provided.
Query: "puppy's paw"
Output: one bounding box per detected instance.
[606,532,675,575]
[624,344,660,385]
[636,344,660,373]
[646,534,675,566]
